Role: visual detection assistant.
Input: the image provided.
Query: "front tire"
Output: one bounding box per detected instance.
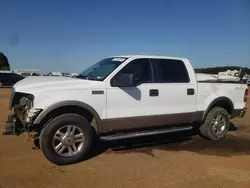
[40,113,94,165]
[199,107,230,141]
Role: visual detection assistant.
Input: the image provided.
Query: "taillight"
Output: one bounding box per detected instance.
[244,89,248,102]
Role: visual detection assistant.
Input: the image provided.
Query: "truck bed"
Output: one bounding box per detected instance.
[196,73,241,83]
[196,81,247,113]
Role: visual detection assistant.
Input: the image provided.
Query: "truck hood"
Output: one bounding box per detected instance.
[13,76,98,93]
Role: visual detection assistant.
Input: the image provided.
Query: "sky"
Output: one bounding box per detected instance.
[0,0,250,73]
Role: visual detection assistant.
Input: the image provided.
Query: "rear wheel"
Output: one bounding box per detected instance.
[199,107,230,141]
[40,113,94,165]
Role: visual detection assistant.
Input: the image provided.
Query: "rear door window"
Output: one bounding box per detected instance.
[151,58,190,83]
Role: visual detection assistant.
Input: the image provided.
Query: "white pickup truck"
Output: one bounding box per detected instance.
[4,55,248,165]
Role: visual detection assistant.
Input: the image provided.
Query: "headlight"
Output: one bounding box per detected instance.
[19,94,34,109]
[20,97,30,106]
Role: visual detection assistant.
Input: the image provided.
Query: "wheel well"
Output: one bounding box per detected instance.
[203,98,233,121]
[210,100,233,115]
[39,105,98,132]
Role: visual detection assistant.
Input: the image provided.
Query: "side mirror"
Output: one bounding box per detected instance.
[113,73,136,87]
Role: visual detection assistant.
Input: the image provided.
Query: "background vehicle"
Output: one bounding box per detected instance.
[246,79,250,86]
[0,73,24,88]
[3,55,248,165]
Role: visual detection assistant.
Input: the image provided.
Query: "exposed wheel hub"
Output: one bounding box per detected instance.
[63,136,75,146]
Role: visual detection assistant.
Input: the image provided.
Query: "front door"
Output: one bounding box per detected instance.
[104,58,159,132]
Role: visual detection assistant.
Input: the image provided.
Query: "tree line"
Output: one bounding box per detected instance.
[0,52,10,70]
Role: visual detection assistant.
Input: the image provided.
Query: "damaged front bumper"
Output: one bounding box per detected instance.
[3,107,43,136]
[3,109,42,136]
[3,90,42,136]
[3,114,32,135]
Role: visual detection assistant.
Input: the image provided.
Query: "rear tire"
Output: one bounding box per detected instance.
[40,113,94,165]
[199,107,230,141]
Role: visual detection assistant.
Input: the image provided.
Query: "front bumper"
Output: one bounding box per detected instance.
[2,114,32,136]
[4,90,41,135]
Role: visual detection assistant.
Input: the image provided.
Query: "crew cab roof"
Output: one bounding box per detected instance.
[110,55,188,61]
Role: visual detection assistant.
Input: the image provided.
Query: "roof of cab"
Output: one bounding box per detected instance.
[112,55,188,61]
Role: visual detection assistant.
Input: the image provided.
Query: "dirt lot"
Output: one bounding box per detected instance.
[0,88,250,188]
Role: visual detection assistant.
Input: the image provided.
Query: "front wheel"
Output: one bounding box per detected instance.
[40,113,94,165]
[199,107,230,141]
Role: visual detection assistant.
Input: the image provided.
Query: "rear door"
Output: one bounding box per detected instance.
[150,58,197,124]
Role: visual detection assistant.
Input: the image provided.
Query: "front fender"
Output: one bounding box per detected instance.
[33,100,102,126]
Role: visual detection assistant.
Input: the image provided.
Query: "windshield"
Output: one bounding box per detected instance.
[77,57,128,81]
